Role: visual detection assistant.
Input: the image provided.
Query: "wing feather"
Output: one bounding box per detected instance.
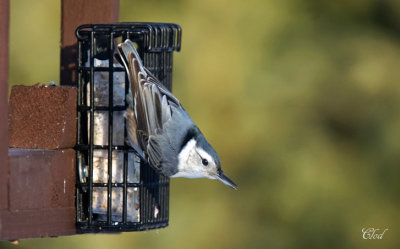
[147,136,163,171]
[117,39,180,172]
[161,95,172,124]
[124,108,145,159]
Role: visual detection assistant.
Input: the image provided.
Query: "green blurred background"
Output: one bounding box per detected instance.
[2,0,400,248]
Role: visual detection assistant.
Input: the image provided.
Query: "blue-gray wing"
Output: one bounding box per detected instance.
[151,103,197,176]
[117,39,190,175]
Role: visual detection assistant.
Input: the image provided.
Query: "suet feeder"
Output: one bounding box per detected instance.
[75,23,182,232]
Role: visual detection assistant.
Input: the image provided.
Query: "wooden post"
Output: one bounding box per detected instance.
[60,0,120,85]
[0,0,120,240]
[0,0,9,211]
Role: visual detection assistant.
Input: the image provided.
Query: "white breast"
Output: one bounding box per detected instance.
[170,138,207,179]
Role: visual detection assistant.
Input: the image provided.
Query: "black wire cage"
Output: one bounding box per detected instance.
[75,23,182,232]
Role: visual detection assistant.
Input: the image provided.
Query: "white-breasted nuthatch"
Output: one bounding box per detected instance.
[116,40,237,189]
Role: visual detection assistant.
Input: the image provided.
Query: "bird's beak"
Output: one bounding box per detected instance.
[216,171,238,190]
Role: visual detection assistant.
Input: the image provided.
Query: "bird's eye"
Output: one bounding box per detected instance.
[202,158,209,166]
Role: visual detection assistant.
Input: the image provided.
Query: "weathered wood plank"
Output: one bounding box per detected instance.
[0,149,76,240]
[0,207,76,240]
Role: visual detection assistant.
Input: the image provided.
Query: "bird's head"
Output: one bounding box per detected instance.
[173,130,237,190]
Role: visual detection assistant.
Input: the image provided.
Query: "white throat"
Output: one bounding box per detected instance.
[171,138,206,179]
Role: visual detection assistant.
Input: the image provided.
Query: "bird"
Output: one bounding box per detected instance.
[116,39,237,189]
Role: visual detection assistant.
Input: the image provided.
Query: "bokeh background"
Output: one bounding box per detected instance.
[2,0,400,248]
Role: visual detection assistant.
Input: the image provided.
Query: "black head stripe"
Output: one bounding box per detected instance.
[180,127,197,151]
